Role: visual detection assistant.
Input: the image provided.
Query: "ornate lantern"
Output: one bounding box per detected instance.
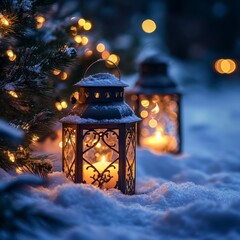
[60,62,140,194]
[126,56,182,154]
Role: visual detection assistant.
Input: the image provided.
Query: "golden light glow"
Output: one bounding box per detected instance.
[36,16,45,29]
[53,69,61,75]
[107,54,119,65]
[142,19,157,33]
[7,151,15,162]
[61,101,68,109]
[151,103,160,114]
[149,119,158,128]
[60,72,68,80]
[83,21,92,31]
[214,59,236,74]
[78,18,86,26]
[70,26,77,31]
[9,54,16,61]
[55,102,62,111]
[141,100,150,107]
[141,128,149,137]
[140,110,149,118]
[74,35,82,43]
[7,49,14,57]
[96,142,101,148]
[32,135,39,143]
[8,91,18,98]
[85,50,93,57]
[59,141,62,148]
[16,167,23,174]
[96,43,105,53]
[101,50,110,59]
[0,15,9,26]
[81,36,89,45]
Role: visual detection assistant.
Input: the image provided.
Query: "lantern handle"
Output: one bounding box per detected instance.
[83,58,121,80]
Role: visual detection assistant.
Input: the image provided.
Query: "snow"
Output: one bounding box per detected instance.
[64,47,77,58]
[75,73,128,87]
[1,83,240,239]
[60,114,140,124]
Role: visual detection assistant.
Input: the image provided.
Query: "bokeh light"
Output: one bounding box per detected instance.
[214,59,236,74]
[142,19,157,33]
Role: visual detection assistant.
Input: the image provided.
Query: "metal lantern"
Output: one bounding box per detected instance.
[60,64,140,194]
[126,56,182,154]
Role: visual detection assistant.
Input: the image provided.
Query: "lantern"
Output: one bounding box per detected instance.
[60,63,140,194]
[126,56,182,154]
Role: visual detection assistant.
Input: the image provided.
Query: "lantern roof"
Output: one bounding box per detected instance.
[75,73,128,87]
[129,55,180,94]
[60,73,141,124]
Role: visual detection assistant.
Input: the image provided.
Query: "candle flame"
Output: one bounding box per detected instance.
[151,103,160,114]
[155,131,162,140]
[101,155,106,163]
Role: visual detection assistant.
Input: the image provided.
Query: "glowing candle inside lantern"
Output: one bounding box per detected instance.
[83,153,118,189]
[142,127,177,153]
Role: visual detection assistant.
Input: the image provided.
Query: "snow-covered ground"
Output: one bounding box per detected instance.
[1,83,240,240]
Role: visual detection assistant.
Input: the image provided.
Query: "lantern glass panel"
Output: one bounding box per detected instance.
[63,126,77,181]
[125,125,136,194]
[82,128,119,189]
[139,94,180,153]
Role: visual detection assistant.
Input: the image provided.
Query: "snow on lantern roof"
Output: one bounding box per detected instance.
[75,73,128,87]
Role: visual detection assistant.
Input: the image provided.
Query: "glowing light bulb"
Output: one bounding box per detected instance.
[8,91,18,98]
[83,21,92,31]
[7,151,15,162]
[53,69,61,75]
[107,54,119,65]
[7,50,14,57]
[61,101,68,109]
[101,50,110,59]
[81,36,89,45]
[142,19,157,33]
[60,72,68,80]
[0,15,9,26]
[96,43,105,53]
[96,142,101,148]
[59,141,63,148]
[78,18,86,26]
[55,102,62,111]
[140,110,148,118]
[74,35,82,43]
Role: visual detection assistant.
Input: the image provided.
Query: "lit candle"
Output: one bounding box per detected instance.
[83,155,118,189]
[142,129,177,153]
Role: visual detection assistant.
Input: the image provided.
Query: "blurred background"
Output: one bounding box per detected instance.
[37,0,240,110]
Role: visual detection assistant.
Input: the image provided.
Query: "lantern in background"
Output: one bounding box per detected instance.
[60,64,140,194]
[126,56,182,154]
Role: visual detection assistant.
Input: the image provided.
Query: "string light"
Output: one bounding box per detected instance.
[101,50,110,59]
[53,69,61,75]
[36,16,45,29]
[78,18,86,26]
[6,49,14,57]
[96,43,105,53]
[55,102,63,111]
[16,167,23,174]
[81,36,88,45]
[74,35,82,43]
[32,135,39,143]
[7,151,15,162]
[60,72,68,80]
[8,91,18,98]
[61,101,68,109]
[0,14,9,26]
[85,50,93,57]
[107,54,120,65]
[83,21,92,31]
[59,141,63,148]
[142,19,157,33]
